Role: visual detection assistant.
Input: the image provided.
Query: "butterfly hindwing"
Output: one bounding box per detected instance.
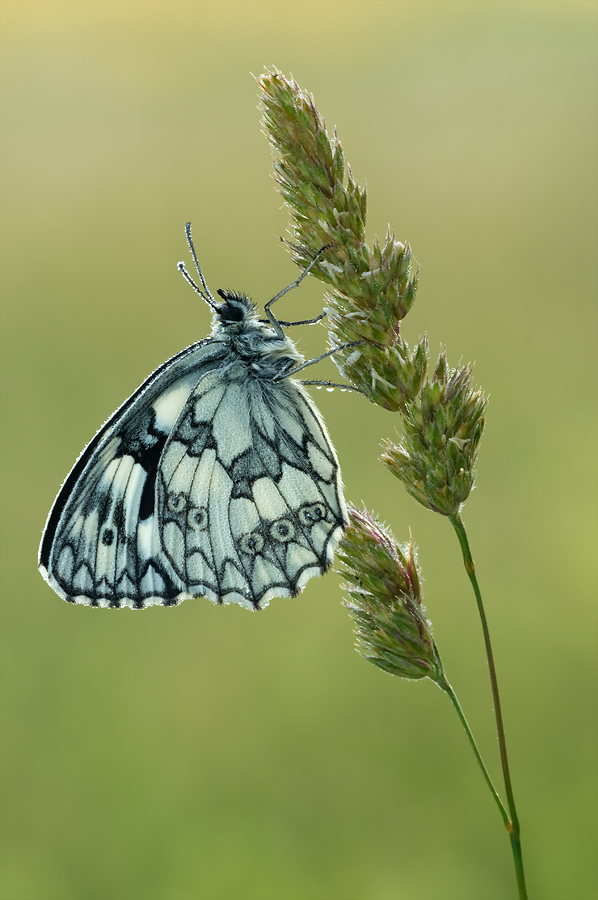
[156,371,347,609]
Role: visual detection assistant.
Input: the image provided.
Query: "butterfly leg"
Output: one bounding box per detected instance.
[261,312,327,328]
[301,379,366,396]
[264,245,332,338]
[275,340,363,380]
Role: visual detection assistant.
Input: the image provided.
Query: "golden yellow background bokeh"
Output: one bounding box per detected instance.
[1,2,596,899]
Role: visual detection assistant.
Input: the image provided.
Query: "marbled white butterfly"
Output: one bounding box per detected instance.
[39,225,359,611]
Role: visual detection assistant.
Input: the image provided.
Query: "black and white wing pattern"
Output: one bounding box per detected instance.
[39,339,223,608]
[39,287,349,610]
[155,368,347,608]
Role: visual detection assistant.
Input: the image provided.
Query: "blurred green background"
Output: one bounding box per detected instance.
[1,2,596,899]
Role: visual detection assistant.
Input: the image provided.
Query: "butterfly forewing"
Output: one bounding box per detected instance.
[39,339,226,607]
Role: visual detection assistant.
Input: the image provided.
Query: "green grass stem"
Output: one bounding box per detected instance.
[449,512,527,900]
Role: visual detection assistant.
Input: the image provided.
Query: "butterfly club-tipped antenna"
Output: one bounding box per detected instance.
[177,222,218,311]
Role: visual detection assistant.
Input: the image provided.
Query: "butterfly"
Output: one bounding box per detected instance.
[38,225,360,611]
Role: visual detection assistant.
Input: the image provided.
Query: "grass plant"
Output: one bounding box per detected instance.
[259,68,528,900]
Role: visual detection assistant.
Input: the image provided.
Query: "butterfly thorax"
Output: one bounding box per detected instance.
[212,290,304,380]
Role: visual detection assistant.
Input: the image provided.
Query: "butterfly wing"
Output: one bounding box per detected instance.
[157,370,348,609]
[38,339,227,608]
[40,342,347,611]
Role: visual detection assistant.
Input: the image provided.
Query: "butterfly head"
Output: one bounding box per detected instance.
[214,289,257,327]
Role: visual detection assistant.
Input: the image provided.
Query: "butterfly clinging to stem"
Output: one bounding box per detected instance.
[39,225,361,611]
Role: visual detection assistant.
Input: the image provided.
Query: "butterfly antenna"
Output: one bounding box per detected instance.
[177,262,213,305]
[177,222,218,310]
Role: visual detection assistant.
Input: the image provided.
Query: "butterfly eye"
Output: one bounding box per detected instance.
[167,493,187,514]
[270,519,295,542]
[239,532,264,555]
[188,507,208,530]
[298,503,328,526]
